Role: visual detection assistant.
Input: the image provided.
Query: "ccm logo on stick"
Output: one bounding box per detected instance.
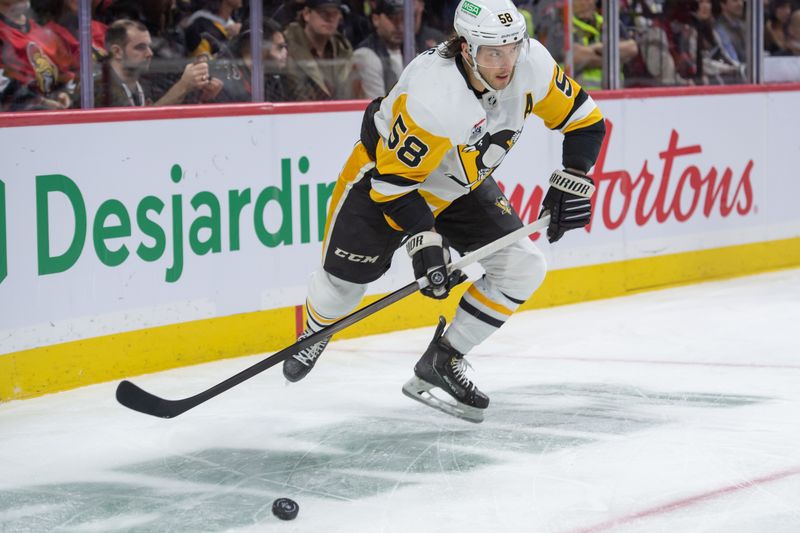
[335,248,379,263]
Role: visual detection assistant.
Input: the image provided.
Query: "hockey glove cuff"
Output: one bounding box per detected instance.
[406,231,464,299]
[539,169,596,243]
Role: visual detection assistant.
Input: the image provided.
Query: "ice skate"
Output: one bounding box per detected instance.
[282,329,331,383]
[402,316,489,423]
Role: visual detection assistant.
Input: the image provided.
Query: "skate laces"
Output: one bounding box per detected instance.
[293,331,329,366]
[449,356,475,391]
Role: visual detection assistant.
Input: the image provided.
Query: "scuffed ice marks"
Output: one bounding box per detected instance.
[0,383,770,532]
[0,483,275,532]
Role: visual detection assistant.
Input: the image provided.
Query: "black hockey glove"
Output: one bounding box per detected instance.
[406,231,465,299]
[539,169,596,243]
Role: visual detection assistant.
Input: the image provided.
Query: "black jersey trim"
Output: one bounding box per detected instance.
[455,55,488,100]
[378,190,435,234]
[500,291,526,305]
[563,118,606,173]
[360,97,383,160]
[373,173,420,187]
[459,299,506,328]
[553,88,589,131]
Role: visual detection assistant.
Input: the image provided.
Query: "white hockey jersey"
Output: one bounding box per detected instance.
[368,39,603,224]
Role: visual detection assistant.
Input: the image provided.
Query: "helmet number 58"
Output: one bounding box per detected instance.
[498,12,513,24]
[387,114,430,168]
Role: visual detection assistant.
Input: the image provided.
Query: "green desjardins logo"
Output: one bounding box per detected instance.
[0,157,335,285]
[461,1,481,16]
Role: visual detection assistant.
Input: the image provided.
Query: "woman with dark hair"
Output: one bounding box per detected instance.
[765,0,791,55]
[691,0,742,83]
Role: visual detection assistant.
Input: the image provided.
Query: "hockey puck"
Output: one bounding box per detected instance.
[272,497,299,520]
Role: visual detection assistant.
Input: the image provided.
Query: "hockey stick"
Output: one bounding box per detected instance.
[116,215,551,418]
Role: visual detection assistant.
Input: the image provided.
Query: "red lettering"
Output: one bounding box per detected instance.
[589,120,754,230]
[499,119,753,238]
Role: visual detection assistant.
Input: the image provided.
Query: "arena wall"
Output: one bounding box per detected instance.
[1,84,799,401]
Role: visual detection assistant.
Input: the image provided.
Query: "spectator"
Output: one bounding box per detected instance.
[414,0,445,52]
[628,0,744,86]
[136,0,194,103]
[31,0,108,78]
[341,0,373,48]
[262,18,291,100]
[140,0,187,58]
[0,0,74,110]
[715,0,746,63]
[184,0,242,57]
[94,18,219,107]
[786,8,800,55]
[214,18,290,102]
[693,0,743,82]
[765,0,791,55]
[352,0,404,98]
[271,0,305,29]
[284,0,354,100]
[571,0,639,90]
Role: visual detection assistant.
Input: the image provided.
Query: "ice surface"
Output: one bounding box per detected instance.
[1,269,799,532]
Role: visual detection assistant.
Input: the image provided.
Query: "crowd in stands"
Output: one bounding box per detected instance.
[1,0,798,111]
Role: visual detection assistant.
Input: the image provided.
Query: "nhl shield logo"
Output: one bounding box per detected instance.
[471,118,486,136]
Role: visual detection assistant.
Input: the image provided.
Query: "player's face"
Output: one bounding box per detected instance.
[474,41,523,90]
[122,29,154,74]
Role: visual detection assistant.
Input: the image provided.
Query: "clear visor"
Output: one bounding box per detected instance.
[474,39,529,69]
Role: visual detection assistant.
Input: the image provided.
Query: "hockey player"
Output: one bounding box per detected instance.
[283,0,606,422]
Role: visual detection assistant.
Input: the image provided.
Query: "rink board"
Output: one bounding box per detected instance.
[1,85,799,400]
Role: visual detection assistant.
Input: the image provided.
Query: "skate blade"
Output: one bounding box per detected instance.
[401,376,484,424]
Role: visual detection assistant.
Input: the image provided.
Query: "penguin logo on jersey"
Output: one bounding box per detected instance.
[495,196,512,215]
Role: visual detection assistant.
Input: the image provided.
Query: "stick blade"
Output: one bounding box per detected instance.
[116,380,180,419]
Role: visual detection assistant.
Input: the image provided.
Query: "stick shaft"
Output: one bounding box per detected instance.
[116,216,550,418]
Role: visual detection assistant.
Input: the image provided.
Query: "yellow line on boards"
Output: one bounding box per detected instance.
[1,237,798,402]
